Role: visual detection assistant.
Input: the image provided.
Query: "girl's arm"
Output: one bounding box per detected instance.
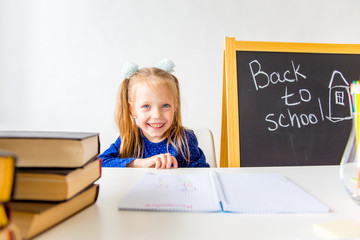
[127,153,178,169]
[98,137,136,167]
[99,137,178,168]
[186,130,210,168]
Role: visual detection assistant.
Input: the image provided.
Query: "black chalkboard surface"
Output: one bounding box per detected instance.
[237,51,360,166]
[220,38,360,167]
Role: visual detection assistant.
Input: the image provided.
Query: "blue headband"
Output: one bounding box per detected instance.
[121,59,175,79]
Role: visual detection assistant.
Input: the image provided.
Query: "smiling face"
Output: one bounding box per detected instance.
[129,81,175,143]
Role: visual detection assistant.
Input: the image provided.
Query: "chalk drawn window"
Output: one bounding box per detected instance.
[335,91,345,106]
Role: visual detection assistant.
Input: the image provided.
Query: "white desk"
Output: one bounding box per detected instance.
[35,166,360,240]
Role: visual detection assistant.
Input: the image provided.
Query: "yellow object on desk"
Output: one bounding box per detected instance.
[314,220,360,239]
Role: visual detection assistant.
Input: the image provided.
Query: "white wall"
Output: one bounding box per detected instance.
[1,0,360,166]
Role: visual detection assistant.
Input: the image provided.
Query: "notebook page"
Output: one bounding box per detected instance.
[118,172,221,212]
[217,173,330,213]
[209,170,226,210]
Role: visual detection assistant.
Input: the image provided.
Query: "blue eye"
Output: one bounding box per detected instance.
[142,105,150,109]
[163,104,171,108]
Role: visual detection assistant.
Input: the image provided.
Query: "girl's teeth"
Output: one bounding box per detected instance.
[149,123,163,127]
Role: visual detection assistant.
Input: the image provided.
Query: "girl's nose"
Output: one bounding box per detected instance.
[151,108,161,118]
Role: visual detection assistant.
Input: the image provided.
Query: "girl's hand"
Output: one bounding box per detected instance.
[151,153,178,169]
[128,153,178,169]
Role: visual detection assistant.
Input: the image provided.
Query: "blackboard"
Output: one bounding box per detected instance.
[220,37,360,167]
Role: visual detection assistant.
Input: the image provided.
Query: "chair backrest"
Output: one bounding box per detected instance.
[193,128,217,168]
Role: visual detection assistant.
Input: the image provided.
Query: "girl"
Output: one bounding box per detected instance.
[99,60,210,168]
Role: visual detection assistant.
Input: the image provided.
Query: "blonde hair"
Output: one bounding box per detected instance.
[115,67,190,162]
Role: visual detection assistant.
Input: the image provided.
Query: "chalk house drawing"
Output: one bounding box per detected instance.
[326,70,353,123]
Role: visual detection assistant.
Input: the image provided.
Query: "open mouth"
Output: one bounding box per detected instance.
[148,123,165,128]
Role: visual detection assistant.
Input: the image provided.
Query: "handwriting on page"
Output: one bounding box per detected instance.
[145,204,193,209]
[117,173,220,212]
[249,60,352,132]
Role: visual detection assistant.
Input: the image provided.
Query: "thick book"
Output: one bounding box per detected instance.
[0,151,16,203]
[13,158,101,201]
[0,131,100,168]
[118,171,330,213]
[10,184,99,239]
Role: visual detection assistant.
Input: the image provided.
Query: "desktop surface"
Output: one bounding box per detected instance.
[34,166,360,240]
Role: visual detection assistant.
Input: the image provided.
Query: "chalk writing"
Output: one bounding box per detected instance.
[326,70,352,123]
[265,100,322,131]
[281,87,311,106]
[249,59,352,132]
[249,60,307,91]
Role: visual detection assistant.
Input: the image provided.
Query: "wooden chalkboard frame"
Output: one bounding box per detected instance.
[220,36,360,167]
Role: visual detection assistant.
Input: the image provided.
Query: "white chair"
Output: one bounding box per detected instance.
[193,128,217,168]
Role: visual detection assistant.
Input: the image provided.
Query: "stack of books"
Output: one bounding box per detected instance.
[0,151,21,240]
[0,131,101,239]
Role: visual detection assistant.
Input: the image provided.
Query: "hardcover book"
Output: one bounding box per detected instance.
[10,184,99,239]
[13,158,101,201]
[0,131,99,168]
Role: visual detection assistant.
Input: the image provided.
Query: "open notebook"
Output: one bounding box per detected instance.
[118,171,330,213]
